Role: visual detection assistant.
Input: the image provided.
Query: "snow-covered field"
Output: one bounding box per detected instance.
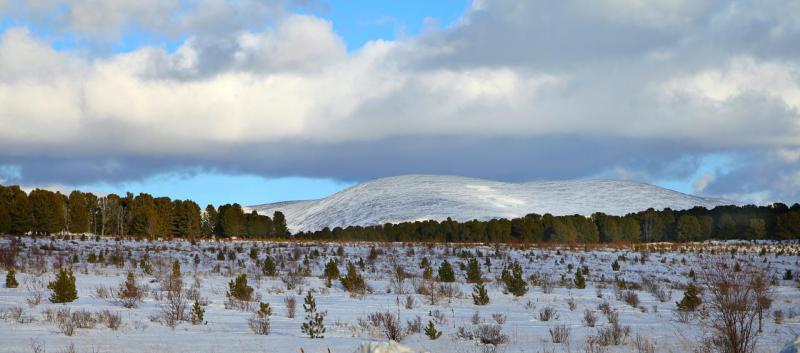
[1,236,798,353]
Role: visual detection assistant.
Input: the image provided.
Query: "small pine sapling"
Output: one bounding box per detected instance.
[48,268,78,303]
[472,282,490,305]
[424,320,442,340]
[300,291,326,338]
[191,301,206,325]
[5,266,18,288]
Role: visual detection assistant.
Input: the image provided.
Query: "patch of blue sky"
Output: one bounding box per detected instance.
[301,0,470,50]
[654,153,734,195]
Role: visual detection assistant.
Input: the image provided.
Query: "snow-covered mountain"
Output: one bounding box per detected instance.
[247,175,736,233]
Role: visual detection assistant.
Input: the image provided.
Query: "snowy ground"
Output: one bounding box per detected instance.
[0,236,798,353]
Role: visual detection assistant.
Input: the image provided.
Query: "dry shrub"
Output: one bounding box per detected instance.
[622,291,640,308]
[474,323,508,345]
[584,335,609,353]
[596,322,630,346]
[634,333,657,353]
[96,310,122,330]
[52,308,76,336]
[71,309,96,329]
[406,315,423,334]
[539,306,558,321]
[492,313,506,325]
[358,311,404,341]
[24,277,46,307]
[549,324,571,344]
[584,309,598,327]
[437,283,463,299]
[1,306,25,323]
[281,270,306,290]
[700,261,772,353]
[284,296,297,318]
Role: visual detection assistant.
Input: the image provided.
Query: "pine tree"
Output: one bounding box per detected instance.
[48,268,78,303]
[300,291,326,338]
[574,269,586,289]
[272,211,289,237]
[323,259,340,288]
[611,260,620,271]
[676,283,702,312]
[5,266,18,288]
[340,262,366,294]
[424,320,442,340]
[262,256,276,276]
[437,260,455,282]
[472,282,489,305]
[501,261,527,296]
[191,301,205,325]
[118,271,142,308]
[227,274,254,301]
[67,191,89,234]
[466,258,482,283]
[248,302,272,334]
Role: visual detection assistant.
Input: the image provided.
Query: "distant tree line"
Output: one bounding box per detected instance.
[1,183,799,243]
[0,184,288,239]
[294,204,800,243]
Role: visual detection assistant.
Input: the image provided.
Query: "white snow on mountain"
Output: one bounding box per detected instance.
[248,175,737,233]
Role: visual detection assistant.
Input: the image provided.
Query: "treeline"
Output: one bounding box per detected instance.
[2,182,799,243]
[294,204,800,243]
[0,184,288,239]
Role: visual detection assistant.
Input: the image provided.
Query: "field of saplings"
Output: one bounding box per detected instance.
[0,236,798,353]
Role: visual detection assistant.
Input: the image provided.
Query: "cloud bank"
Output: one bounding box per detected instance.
[0,0,799,203]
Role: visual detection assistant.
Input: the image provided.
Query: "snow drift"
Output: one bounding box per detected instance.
[248,175,736,233]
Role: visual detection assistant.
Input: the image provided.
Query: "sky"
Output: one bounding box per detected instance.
[0,0,798,207]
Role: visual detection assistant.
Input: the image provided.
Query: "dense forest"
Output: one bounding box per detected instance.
[0,184,288,239]
[293,203,800,243]
[1,183,799,243]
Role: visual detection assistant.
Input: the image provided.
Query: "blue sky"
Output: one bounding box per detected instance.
[1,0,798,206]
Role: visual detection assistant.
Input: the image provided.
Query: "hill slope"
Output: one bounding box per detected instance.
[248,175,735,233]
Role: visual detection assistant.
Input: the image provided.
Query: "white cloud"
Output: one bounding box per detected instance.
[1,0,800,202]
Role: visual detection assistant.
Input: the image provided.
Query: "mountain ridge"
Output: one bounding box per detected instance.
[247,175,737,233]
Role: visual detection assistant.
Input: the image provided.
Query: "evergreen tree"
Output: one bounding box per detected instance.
[249,302,272,334]
[323,259,340,288]
[191,301,205,325]
[117,271,142,308]
[6,186,31,234]
[611,260,620,271]
[340,262,366,294]
[717,214,737,239]
[48,268,78,303]
[273,211,289,237]
[676,283,702,312]
[5,266,18,288]
[747,218,766,240]
[437,260,455,282]
[201,205,218,237]
[574,269,586,289]
[676,215,701,242]
[227,274,254,301]
[472,283,489,305]
[424,320,442,340]
[262,256,277,276]
[501,261,527,296]
[300,291,325,338]
[67,191,89,234]
[466,258,482,283]
[621,217,641,243]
